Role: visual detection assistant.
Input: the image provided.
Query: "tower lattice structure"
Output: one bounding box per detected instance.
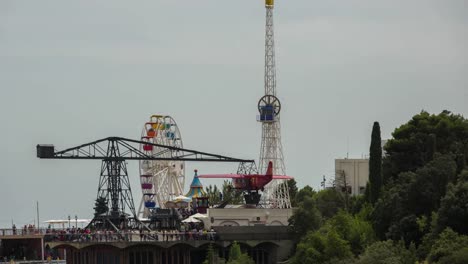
[257,0,291,209]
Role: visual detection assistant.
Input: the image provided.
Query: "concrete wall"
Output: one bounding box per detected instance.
[48,227,294,264]
[335,159,369,196]
[205,208,293,229]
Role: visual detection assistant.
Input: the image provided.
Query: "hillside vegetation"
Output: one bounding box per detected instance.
[289,111,468,264]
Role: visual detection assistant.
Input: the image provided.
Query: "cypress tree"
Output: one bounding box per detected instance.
[369,122,382,204]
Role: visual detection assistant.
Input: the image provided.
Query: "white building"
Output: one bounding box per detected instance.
[203,208,293,229]
[334,158,369,196]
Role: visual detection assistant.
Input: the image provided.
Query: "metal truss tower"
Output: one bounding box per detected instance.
[37,137,252,230]
[257,0,291,209]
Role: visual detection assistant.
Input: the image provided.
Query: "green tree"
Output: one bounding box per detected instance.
[291,210,375,263]
[356,240,416,264]
[349,195,367,216]
[369,122,383,204]
[427,228,468,263]
[291,228,353,264]
[289,196,322,241]
[315,188,346,219]
[328,211,375,255]
[222,180,243,204]
[226,242,254,264]
[93,196,108,217]
[438,247,468,264]
[383,110,468,182]
[436,170,468,235]
[295,185,316,204]
[284,179,298,207]
[202,243,217,264]
[205,184,221,206]
[372,155,457,243]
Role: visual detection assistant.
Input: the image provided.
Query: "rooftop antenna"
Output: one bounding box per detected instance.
[346,137,349,159]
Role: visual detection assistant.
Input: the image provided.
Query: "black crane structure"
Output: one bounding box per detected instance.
[37,137,253,230]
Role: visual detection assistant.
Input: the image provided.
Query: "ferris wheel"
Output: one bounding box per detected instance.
[138,115,185,217]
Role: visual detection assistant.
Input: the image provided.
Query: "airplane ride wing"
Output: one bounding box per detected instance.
[197,174,244,179]
[272,175,294,180]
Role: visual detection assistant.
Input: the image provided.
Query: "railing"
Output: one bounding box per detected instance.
[43,230,218,243]
[0,261,65,264]
[0,228,51,236]
[0,228,218,243]
[1,226,292,243]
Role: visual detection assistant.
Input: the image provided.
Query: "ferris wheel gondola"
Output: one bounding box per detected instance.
[138,115,185,217]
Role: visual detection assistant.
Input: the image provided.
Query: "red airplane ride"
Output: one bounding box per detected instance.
[198,161,293,205]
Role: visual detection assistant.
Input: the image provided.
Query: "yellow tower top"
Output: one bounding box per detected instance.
[266,0,274,7]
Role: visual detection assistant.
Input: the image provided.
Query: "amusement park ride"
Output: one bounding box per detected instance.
[197,0,291,208]
[198,161,292,205]
[257,0,291,209]
[36,0,292,231]
[37,134,252,230]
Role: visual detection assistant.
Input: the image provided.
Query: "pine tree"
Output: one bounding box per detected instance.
[93,196,108,217]
[369,122,382,204]
[203,243,216,264]
[226,241,255,264]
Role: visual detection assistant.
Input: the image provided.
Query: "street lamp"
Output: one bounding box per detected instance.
[75,215,78,228]
[68,215,70,229]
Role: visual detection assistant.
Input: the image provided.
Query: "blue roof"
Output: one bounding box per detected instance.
[185,170,206,198]
[189,170,203,188]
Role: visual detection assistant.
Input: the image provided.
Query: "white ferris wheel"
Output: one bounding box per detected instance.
[138,115,185,218]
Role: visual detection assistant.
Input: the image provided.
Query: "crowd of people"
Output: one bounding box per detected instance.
[6,213,218,244]
[6,224,40,236]
[39,226,217,243]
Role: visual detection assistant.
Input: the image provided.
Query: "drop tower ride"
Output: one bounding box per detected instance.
[257,0,291,209]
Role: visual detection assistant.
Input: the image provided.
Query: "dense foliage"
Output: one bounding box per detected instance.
[383,110,468,182]
[289,111,468,263]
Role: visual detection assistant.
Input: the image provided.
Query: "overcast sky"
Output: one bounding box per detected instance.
[1,0,467,227]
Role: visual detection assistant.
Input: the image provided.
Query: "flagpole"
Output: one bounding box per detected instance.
[37,201,45,261]
[36,201,40,229]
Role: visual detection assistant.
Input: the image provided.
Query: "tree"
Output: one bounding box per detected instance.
[222,180,243,204]
[328,211,375,256]
[203,243,226,264]
[291,209,376,263]
[283,179,298,207]
[371,154,457,243]
[369,122,383,204]
[226,242,254,264]
[383,111,468,182]
[436,171,468,235]
[93,196,108,217]
[295,185,316,205]
[356,240,416,264]
[203,244,216,264]
[427,228,468,263]
[291,227,353,264]
[288,196,322,241]
[438,248,468,264]
[314,188,346,219]
[206,184,222,207]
